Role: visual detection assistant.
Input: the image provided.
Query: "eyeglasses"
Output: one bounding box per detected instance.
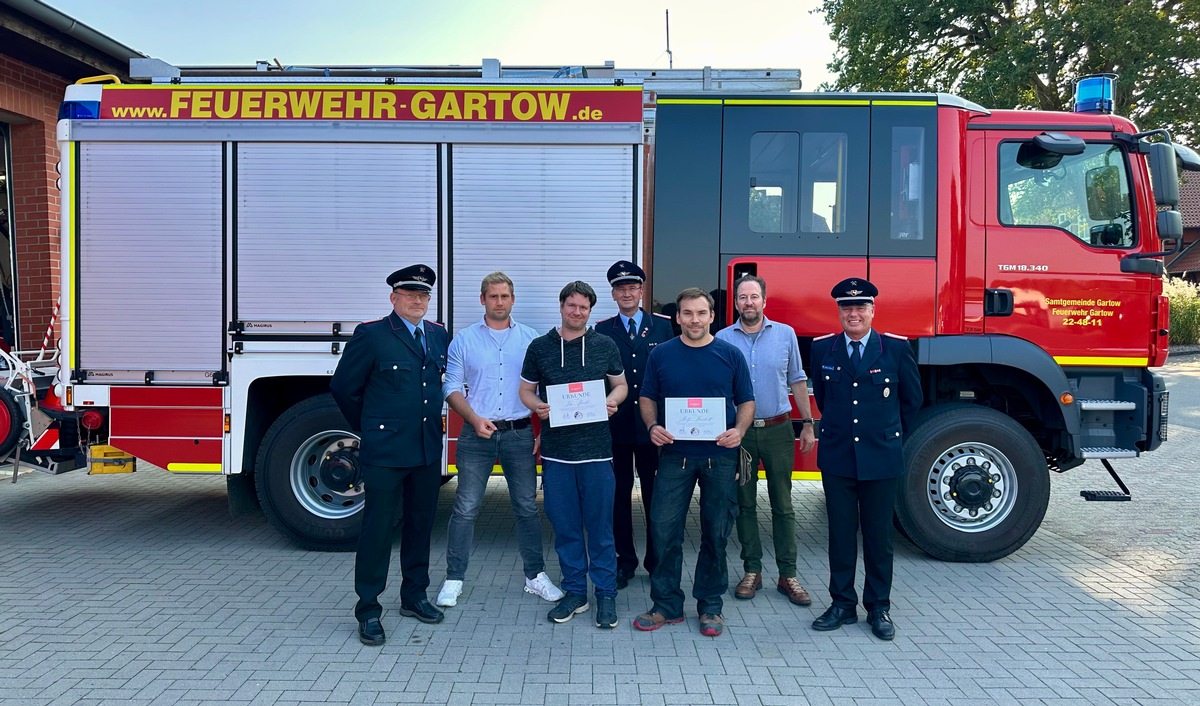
[395,290,432,300]
[614,285,643,295]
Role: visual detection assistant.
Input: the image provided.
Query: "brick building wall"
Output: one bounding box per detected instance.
[1,53,64,349]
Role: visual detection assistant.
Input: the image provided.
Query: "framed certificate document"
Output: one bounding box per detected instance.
[665,397,726,440]
[547,379,607,428]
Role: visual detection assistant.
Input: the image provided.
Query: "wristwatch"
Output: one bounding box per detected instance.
[796,418,814,427]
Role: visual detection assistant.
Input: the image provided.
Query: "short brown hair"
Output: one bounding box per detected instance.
[480,272,514,296]
[734,274,766,298]
[676,287,714,312]
[559,280,597,306]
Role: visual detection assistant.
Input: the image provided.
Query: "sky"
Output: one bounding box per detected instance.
[41,0,838,89]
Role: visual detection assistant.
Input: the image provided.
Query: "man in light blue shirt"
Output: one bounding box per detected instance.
[437,272,563,608]
[715,274,816,607]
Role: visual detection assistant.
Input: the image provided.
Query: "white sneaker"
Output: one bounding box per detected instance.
[436,579,464,607]
[524,571,565,602]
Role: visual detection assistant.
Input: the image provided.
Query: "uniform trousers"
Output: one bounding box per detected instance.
[612,442,659,575]
[821,473,899,612]
[354,460,441,621]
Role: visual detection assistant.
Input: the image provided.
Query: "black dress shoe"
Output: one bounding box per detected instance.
[358,617,385,645]
[811,605,858,631]
[615,568,635,590]
[867,609,895,641]
[399,599,445,624]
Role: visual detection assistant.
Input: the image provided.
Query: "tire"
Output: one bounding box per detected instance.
[0,388,24,460]
[896,404,1049,562]
[255,394,364,551]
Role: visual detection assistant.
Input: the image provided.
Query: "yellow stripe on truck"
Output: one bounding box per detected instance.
[166,463,222,473]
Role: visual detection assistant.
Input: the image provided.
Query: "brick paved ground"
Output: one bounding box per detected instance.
[2,360,1199,705]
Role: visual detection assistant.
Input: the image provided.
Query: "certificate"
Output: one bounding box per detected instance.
[665,397,726,440]
[547,379,608,428]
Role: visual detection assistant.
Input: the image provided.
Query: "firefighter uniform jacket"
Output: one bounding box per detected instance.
[810,330,922,480]
[595,310,674,445]
[330,311,448,468]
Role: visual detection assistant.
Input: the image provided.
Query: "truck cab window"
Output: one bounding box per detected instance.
[748,131,846,234]
[999,142,1135,248]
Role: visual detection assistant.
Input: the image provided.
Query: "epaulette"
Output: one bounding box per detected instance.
[812,332,837,341]
[362,317,382,323]
[596,316,616,324]
[428,321,446,328]
[653,312,672,319]
[882,332,908,340]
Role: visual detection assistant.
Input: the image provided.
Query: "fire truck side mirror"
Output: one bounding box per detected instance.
[1146,142,1180,208]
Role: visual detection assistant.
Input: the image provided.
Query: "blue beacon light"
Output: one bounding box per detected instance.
[1074,74,1116,114]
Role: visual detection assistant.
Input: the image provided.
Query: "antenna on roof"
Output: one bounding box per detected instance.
[665,10,673,69]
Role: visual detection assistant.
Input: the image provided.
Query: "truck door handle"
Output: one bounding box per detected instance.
[985,288,1014,316]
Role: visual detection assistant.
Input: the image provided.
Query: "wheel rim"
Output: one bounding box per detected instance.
[925,441,1017,533]
[289,429,364,520]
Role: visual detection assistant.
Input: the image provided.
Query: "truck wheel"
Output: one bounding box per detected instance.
[0,388,24,460]
[255,394,363,551]
[896,405,1049,562]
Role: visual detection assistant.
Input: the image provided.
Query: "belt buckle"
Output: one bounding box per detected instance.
[752,419,766,428]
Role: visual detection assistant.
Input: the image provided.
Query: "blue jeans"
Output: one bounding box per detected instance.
[649,451,738,618]
[542,459,617,597]
[446,424,546,580]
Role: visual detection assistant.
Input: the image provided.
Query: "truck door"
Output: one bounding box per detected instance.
[984,132,1155,364]
[719,102,870,336]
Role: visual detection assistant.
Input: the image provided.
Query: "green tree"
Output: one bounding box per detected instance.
[818,0,1200,142]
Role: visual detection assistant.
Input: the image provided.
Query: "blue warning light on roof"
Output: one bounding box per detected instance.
[1074,74,1116,115]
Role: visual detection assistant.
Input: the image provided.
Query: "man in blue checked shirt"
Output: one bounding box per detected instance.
[436,272,564,609]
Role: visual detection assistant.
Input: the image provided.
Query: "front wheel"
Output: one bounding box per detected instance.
[896,405,1049,562]
[255,394,364,551]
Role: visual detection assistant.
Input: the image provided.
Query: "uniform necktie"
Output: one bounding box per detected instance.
[627,318,637,339]
[850,339,862,373]
[414,327,426,355]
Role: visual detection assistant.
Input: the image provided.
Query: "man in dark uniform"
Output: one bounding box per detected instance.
[594,261,674,588]
[809,278,922,641]
[330,264,450,646]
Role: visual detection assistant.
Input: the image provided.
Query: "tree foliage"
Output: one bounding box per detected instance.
[818,0,1200,142]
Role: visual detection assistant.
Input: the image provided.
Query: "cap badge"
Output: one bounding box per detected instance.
[847,289,862,296]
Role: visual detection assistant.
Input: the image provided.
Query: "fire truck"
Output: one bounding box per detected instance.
[8,61,1191,562]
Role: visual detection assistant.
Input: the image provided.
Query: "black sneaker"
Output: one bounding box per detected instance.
[547,593,590,623]
[595,595,618,629]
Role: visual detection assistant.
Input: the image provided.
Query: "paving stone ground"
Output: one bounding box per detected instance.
[2,359,1199,705]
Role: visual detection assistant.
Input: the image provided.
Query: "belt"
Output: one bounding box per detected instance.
[492,418,532,431]
[751,412,791,429]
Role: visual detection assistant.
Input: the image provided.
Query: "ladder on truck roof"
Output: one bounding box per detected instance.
[129,57,801,93]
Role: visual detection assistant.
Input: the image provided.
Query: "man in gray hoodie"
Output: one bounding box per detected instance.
[519,281,628,629]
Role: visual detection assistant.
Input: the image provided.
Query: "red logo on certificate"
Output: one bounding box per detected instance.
[569,382,584,393]
[688,398,704,408]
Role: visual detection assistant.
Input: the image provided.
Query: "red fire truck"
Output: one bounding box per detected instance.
[8,62,1191,562]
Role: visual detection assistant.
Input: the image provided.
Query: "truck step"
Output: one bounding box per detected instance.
[1077,399,1137,411]
[1080,489,1131,502]
[1079,447,1139,459]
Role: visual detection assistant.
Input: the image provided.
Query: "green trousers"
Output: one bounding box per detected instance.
[736,421,798,577]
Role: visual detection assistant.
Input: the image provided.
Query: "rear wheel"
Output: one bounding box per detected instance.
[255,394,363,551]
[0,388,24,459]
[896,405,1049,562]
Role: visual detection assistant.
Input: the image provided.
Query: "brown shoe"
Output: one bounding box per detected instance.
[777,577,813,606]
[735,572,762,599]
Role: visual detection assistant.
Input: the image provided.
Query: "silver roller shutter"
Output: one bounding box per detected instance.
[236,143,439,332]
[78,142,224,375]
[450,145,635,334]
